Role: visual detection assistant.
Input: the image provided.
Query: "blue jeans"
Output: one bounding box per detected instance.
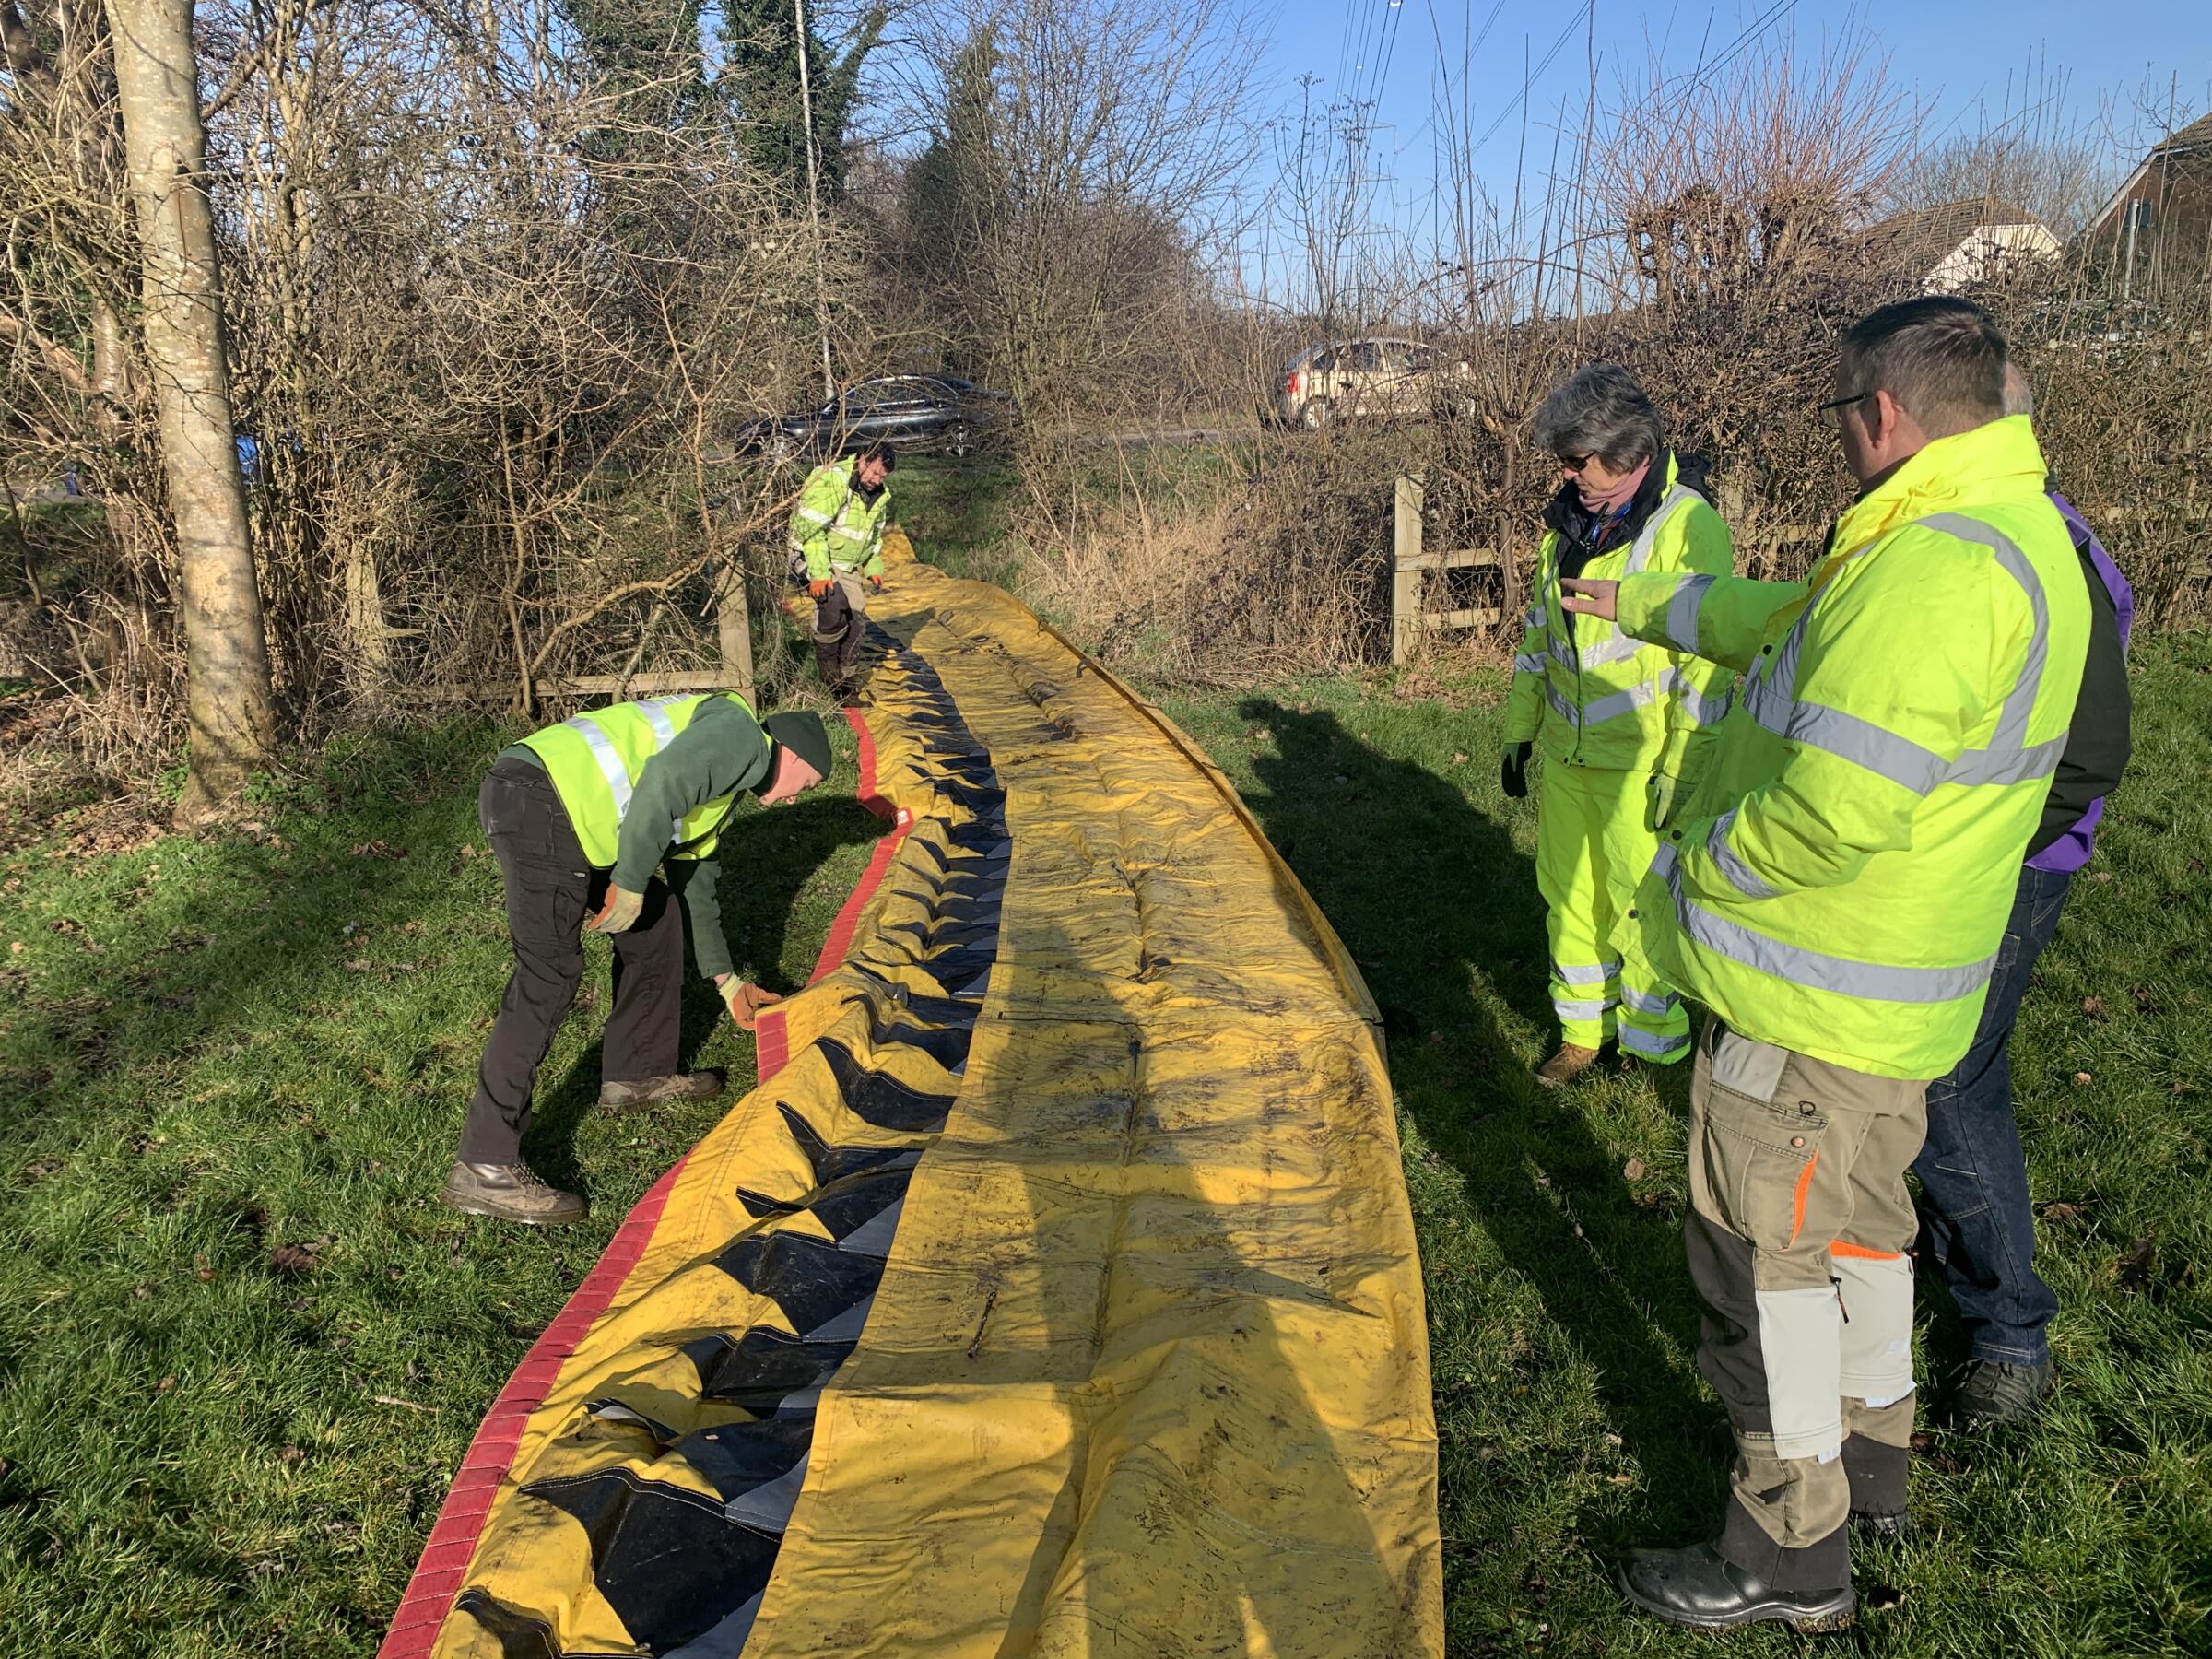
[1911,862,2072,1366]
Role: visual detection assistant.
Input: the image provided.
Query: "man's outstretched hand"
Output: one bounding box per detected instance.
[1559,577,1618,620]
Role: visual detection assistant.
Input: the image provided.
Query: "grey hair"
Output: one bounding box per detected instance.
[1837,296,2006,439]
[1533,362,1663,471]
[2001,361,2034,418]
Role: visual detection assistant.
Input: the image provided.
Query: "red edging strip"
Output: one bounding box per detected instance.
[382,705,909,1654]
[376,1152,688,1658]
[757,706,907,1083]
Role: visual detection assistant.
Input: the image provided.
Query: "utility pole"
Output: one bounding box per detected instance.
[794,0,835,402]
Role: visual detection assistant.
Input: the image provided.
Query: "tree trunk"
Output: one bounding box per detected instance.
[107,0,275,822]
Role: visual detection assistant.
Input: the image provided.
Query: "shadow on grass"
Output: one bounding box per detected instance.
[1234,699,1726,1552]
[524,792,886,1196]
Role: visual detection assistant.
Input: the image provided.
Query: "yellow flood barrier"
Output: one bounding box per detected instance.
[383,552,1441,1658]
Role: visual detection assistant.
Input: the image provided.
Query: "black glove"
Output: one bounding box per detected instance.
[1500,741,1532,800]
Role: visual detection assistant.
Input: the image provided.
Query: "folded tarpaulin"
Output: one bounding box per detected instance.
[382,547,1442,1658]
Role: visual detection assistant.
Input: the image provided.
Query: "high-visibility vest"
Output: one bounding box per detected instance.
[1618,417,2088,1080]
[1505,453,1737,771]
[519,693,758,869]
[790,457,891,580]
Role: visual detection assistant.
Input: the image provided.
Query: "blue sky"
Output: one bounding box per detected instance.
[1238,1,2212,251]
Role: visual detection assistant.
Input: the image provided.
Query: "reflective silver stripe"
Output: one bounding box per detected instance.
[1619,1025,1688,1057]
[1513,653,1547,675]
[1574,630,1644,670]
[1660,846,1995,1001]
[1547,687,1579,724]
[1921,514,2047,756]
[1750,694,1949,794]
[1619,984,1680,1016]
[565,717,633,818]
[1706,807,1778,900]
[1579,679,1662,724]
[1622,483,1695,575]
[1651,839,1680,887]
[1524,605,1545,629]
[1665,573,1716,653]
[1548,637,1576,669]
[1920,513,2058,787]
[1946,734,2067,785]
[1674,675,1734,727]
[794,505,833,525]
[1551,959,1620,987]
[636,699,679,746]
[1553,997,1614,1021]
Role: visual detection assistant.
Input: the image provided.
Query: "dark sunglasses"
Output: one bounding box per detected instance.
[1555,452,1596,473]
[1814,392,1868,417]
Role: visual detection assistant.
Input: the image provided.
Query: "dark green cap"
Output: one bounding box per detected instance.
[761,710,834,785]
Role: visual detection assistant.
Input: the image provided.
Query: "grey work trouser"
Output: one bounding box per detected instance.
[1686,1017,1929,1591]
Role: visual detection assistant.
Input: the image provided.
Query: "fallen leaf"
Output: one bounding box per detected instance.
[2073,1072,2093,1086]
[278,1446,303,1464]
[2081,995,2107,1019]
[348,840,407,860]
[2117,1236,2156,1291]
[1623,1157,1647,1182]
[267,1244,320,1277]
[1452,751,1468,765]
[2040,1202,2082,1225]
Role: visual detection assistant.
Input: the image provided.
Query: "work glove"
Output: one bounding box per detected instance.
[868,573,884,593]
[1500,741,1532,800]
[718,977,782,1030]
[587,884,643,935]
[808,578,833,599]
[1644,771,1685,834]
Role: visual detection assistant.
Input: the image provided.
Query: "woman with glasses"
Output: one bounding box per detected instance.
[1500,362,1737,1085]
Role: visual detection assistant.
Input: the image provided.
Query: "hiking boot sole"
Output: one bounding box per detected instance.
[437,1185,586,1227]
[1616,1568,1857,1634]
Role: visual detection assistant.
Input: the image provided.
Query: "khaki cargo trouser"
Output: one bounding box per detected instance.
[1686,1016,1929,1591]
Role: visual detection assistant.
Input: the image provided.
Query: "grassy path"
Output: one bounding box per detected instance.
[2,637,2207,1653]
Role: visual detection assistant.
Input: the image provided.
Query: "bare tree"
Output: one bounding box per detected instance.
[106,0,274,819]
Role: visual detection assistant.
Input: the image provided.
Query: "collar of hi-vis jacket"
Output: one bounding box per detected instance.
[1810,415,2053,595]
[1543,449,1679,550]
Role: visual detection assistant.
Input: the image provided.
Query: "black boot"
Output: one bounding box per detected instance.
[1616,1543,1855,1632]
[1946,1358,2053,1427]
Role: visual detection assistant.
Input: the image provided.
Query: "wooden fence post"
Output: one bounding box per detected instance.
[1392,473,1424,665]
[715,549,755,693]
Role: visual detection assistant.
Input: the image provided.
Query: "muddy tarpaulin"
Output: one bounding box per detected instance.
[382,545,1442,1657]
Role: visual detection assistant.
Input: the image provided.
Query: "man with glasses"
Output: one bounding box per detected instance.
[1560,297,2088,1630]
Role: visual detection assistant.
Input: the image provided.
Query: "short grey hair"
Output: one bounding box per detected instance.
[1837,296,2006,439]
[2002,361,2034,418]
[1533,362,1663,471]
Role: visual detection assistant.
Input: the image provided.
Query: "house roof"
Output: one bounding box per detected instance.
[1860,197,2048,273]
[2089,111,2212,234]
[2149,111,2212,159]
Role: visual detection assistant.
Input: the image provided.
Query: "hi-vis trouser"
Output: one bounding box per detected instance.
[1688,1018,1928,1591]
[1536,762,1689,1061]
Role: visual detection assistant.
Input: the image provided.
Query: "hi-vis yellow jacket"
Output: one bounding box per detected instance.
[790,457,891,582]
[520,693,760,870]
[1505,452,1736,774]
[1615,417,2088,1079]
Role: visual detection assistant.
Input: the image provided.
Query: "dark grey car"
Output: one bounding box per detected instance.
[739,375,1018,461]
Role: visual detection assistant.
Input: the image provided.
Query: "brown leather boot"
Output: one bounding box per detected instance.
[598,1071,726,1114]
[1535,1043,1602,1088]
[439,1161,586,1226]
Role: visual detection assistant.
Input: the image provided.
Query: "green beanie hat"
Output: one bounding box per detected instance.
[761,710,834,784]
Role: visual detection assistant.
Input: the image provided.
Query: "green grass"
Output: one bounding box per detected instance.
[1,638,2206,1654]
